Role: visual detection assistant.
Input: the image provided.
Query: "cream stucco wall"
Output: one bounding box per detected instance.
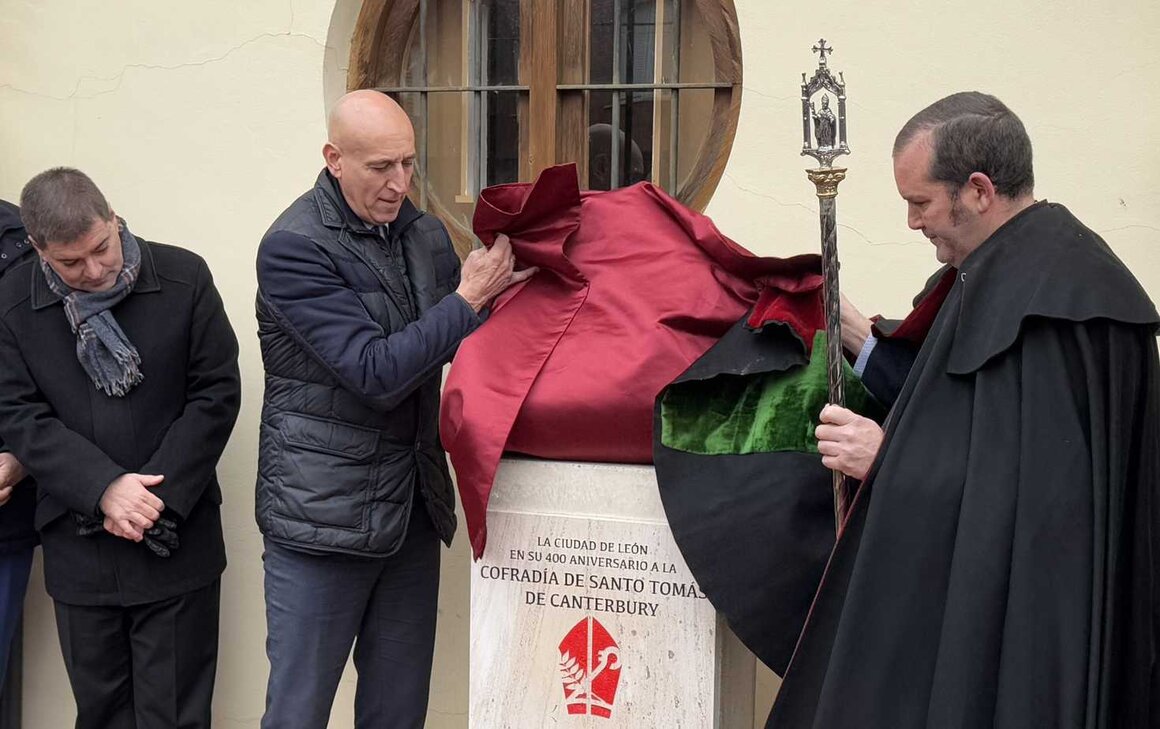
[1,1,1157,727]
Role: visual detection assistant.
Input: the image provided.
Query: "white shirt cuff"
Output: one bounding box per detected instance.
[853,333,878,377]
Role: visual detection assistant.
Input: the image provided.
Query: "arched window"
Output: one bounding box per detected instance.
[349,0,742,253]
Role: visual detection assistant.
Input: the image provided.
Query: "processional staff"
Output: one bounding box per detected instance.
[800,39,852,531]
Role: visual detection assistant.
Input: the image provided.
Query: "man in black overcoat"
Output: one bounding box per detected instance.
[0,168,240,728]
[0,198,37,694]
[768,92,1160,728]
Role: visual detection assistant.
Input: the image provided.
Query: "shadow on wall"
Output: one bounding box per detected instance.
[323,0,362,117]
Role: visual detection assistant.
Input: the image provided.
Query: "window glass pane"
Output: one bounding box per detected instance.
[403,27,423,87]
[484,90,521,185]
[619,0,656,85]
[660,0,680,84]
[653,88,676,191]
[421,0,467,87]
[587,90,652,190]
[676,0,714,84]
[590,0,659,85]
[482,0,521,86]
[405,90,477,231]
[589,0,615,84]
[391,92,421,142]
[477,1,522,187]
[623,89,654,185]
[587,90,614,190]
[676,88,713,185]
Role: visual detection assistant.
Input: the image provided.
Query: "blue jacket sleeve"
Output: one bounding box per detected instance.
[257,231,480,411]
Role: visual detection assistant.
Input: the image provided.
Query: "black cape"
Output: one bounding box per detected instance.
[767,201,1160,728]
[654,277,887,677]
[654,318,839,675]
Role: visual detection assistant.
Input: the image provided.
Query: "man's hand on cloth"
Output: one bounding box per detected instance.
[816,404,883,481]
[0,452,27,507]
[456,233,538,312]
[99,472,165,543]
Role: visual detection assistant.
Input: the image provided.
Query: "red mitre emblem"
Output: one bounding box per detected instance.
[558,617,623,718]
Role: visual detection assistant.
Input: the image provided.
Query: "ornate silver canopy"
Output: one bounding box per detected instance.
[800,39,850,169]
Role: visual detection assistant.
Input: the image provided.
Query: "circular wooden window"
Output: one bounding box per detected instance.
[348,0,742,255]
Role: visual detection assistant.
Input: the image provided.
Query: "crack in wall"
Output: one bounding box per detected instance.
[427,708,469,717]
[1109,59,1160,83]
[722,172,918,248]
[739,86,794,102]
[1098,224,1160,235]
[0,26,328,102]
[836,223,915,248]
[722,172,816,214]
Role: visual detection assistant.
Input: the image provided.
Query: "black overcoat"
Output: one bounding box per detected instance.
[0,199,36,554]
[0,239,240,605]
[767,202,1160,728]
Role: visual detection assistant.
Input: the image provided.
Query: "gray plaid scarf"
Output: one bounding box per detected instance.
[40,221,143,397]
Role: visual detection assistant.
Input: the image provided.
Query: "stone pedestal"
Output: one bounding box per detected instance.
[470,459,756,728]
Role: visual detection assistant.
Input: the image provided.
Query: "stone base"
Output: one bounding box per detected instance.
[470,459,755,728]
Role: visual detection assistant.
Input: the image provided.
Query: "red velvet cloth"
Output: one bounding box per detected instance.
[440,164,821,558]
[745,274,826,352]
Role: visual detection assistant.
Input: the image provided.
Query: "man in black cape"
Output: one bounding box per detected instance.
[768,92,1159,728]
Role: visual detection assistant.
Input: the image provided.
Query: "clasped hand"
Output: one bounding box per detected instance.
[100,473,165,542]
[0,452,27,507]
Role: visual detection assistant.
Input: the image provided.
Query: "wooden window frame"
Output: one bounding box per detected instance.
[348,0,742,255]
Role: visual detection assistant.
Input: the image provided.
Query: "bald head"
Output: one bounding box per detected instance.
[327,90,413,147]
[324,90,417,225]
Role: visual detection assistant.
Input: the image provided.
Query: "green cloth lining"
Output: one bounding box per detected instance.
[660,330,879,456]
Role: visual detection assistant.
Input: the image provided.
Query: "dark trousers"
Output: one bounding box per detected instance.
[0,547,33,689]
[54,579,220,729]
[261,507,441,729]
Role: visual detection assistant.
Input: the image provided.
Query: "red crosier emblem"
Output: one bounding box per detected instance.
[558,617,622,718]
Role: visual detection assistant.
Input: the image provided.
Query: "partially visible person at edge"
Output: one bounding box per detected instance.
[254,89,534,728]
[0,168,241,728]
[769,92,1159,728]
[0,199,37,693]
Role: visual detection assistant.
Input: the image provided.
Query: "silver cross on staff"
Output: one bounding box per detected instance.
[813,38,833,65]
[800,39,853,532]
